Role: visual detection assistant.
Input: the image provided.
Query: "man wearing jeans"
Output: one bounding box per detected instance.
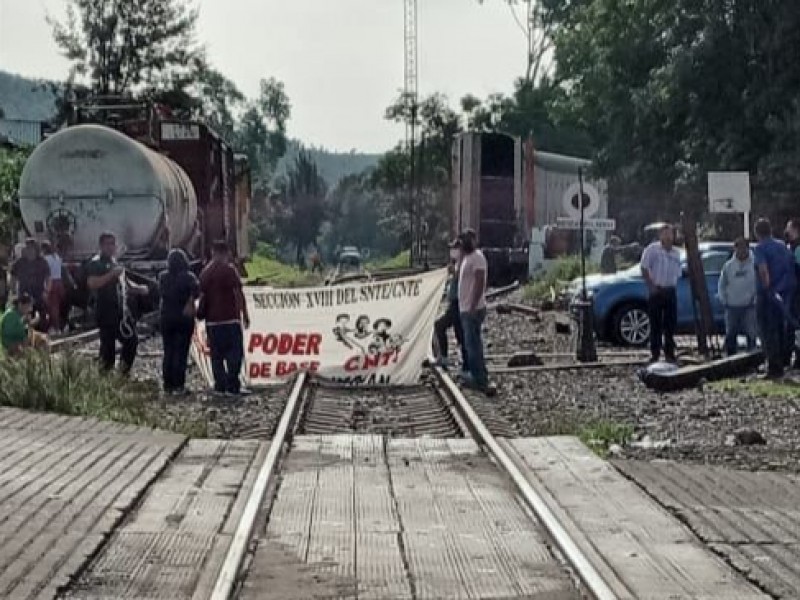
[434,239,466,370]
[754,219,796,379]
[458,229,494,395]
[199,241,251,396]
[718,237,757,356]
[640,223,682,363]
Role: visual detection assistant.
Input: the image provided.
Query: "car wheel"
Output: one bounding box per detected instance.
[613,304,650,346]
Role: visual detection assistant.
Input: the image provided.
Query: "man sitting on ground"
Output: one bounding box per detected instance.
[0,293,47,357]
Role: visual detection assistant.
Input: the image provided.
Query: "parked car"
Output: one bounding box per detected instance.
[569,242,739,346]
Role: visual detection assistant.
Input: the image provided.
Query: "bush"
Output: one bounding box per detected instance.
[0,351,206,435]
[368,250,411,271]
[524,255,598,302]
[578,421,634,458]
[245,255,322,287]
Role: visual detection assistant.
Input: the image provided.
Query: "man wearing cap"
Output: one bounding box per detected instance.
[458,229,494,394]
[640,223,681,363]
[434,238,467,370]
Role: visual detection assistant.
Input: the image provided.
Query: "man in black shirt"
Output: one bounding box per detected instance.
[85,232,148,374]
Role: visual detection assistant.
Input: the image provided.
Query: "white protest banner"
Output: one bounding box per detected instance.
[191,269,448,387]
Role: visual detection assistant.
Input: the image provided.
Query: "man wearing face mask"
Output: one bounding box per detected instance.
[434,238,467,371]
[458,229,495,396]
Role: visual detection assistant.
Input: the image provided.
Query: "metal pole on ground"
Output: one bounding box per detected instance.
[575,167,597,363]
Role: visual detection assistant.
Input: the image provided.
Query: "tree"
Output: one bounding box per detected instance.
[477,0,554,84]
[542,0,800,230]
[0,147,30,249]
[325,174,387,258]
[51,0,201,96]
[460,81,592,156]
[237,78,291,185]
[278,151,327,263]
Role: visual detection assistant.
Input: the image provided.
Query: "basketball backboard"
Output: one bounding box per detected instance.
[708,172,751,214]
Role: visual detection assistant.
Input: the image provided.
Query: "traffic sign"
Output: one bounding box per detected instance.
[556,217,616,231]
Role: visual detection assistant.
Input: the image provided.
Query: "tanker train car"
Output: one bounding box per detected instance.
[451,132,608,285]
[17,101,251,321]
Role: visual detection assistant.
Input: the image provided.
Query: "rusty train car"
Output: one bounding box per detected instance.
[451,131,608,285]
[16,100,251,318]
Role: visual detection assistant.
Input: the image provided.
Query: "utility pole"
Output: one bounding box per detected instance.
[404,0,418,267]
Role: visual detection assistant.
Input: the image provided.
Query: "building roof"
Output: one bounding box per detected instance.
[0,119,45,147]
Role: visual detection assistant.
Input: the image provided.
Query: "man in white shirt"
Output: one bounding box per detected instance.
[640,223,682,362]
[458,229,494,395]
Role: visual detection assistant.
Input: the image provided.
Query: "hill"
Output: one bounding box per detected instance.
[0,71,57,121]
[275,140,380,187]
[0,70,379,186]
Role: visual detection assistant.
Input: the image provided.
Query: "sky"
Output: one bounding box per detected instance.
[0,0,528,153]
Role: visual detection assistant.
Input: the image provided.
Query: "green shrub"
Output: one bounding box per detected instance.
[524,255,598,302]
[578,420,634,457]
[368,250,411,271]
[245,255,322,287]
[0,351,206,435]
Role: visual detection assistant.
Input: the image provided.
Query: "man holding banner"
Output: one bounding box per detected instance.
[199,241,251,396]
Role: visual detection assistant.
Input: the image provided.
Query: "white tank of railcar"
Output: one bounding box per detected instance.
[18,124,198,260]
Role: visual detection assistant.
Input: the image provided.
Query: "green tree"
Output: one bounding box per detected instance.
[325,174,385,257]
[51,0,201,96]
[0,147,30,248]
[278,150,327,264]
[380,93,463,255]
[237,78,291,185]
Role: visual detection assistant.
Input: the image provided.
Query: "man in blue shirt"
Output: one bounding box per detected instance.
[754,218,796,378]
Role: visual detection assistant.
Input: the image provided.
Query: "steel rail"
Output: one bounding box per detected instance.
[432,365,618,600]
[209,372,309,600]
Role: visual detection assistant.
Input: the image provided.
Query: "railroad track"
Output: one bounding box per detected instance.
[46,311,160,353]
[206,366,617,600]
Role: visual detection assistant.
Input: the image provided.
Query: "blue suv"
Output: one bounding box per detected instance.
[569,242,738,346]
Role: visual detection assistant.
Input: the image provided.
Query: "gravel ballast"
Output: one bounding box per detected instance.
[80,290,800,471]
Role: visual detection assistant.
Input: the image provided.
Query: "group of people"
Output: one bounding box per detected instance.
[0,238,72,335]
[0,232,251,398]
[433,228,495,396]
[643,219,800,379]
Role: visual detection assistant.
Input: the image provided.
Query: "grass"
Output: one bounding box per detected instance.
[524,255,598,303]
[532,414,635,458]
[0,351,207,436]
[578,421,635,458]
[245,255,322,287]
[367,250,411,271]
[709,378,800,400]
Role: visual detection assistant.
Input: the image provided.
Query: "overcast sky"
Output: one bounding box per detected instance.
[0,0,527,152]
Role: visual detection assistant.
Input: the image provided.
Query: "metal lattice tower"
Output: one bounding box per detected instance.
[404,0,419,266]
[404,0,418,121]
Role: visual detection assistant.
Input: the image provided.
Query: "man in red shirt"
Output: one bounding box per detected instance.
[199,241,251,396]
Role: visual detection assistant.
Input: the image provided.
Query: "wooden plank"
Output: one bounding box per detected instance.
[73,440,260,600]
[352,435,411,600]
[305,435,357,596]
[506,437,766,599]
[388,438,576,600]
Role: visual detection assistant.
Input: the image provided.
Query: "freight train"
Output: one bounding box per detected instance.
[451,132,608,285]
[16,100,251,320]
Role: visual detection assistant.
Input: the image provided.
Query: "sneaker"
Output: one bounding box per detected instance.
[228,387,253,397]
[171,388,190,397]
